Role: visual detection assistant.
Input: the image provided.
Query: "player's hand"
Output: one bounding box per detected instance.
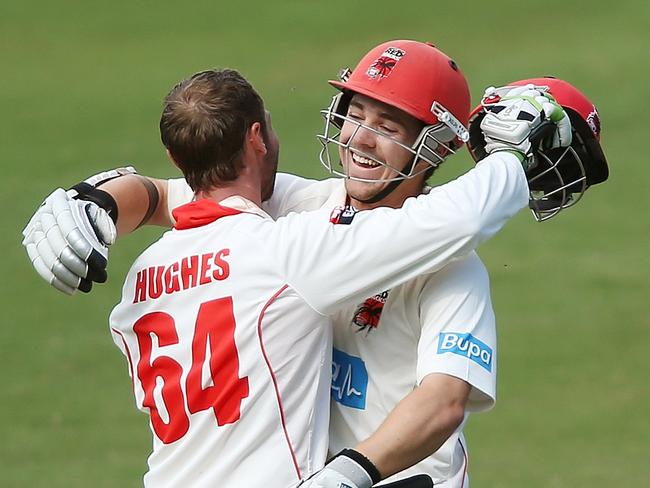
[479,84,572,161]
[296,449,380,488]
[22,188,116,295]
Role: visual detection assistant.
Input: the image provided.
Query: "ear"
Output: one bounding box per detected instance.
[248,122,268,156]
[166,149,181,169]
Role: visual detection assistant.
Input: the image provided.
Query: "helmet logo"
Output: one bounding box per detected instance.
[586,107,601,137]
[366,47,405,79]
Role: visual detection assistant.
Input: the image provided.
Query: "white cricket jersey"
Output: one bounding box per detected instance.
[122,152,526,487]
[259,177,500,487]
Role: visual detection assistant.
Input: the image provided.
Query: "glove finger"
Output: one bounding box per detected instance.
[26,241,76,295]
[85,257,108,283]
[40,211,90,278]
[78,278,94,293]
[53,198,94,261]
[559,116,573,146]
[504,85,530,97]
[34,230,83,289]
[51,276,77,295]
[550,116,573,148]
[540,101,559,120]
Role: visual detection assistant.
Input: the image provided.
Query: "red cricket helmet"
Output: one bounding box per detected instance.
[468,76,609,220]
[318,40,472,190]
[330,40,471,141]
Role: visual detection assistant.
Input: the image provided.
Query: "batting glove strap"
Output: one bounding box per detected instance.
[297,449,380,488]
[325,449,381,488]
[69,182,120,225]
[67,166,137,224]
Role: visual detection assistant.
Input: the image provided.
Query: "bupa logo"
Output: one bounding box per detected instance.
[437,333,493,372]
[331,348,368,409]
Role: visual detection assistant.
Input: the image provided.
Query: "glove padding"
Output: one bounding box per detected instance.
[296,449,380,488]
[22,188,116,295]
[480,84,572,160]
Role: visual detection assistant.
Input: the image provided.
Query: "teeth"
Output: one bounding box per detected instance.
[352,152,380,167]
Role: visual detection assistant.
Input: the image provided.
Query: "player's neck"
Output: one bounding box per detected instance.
[195,179,263,207]
[349,186,420,210]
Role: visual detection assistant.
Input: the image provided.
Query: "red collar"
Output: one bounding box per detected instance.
[172,200,242,230]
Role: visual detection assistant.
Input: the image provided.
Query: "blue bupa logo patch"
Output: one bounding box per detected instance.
[331,348,368,409]
[437,333,493,372]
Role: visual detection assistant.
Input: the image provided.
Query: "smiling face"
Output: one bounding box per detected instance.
[338,93,429,209]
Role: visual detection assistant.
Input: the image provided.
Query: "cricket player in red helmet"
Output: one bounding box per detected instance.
[318,40,471,206]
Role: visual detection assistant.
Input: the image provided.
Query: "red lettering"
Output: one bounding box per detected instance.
[133,269,147,303]
[148,266,165,299]
[164,262,181,294]
[186,297,249,425]
[134,312,189,444]
[212,249,230,280]
[132,298,248,443]
[199,253,213,285]
[181,255,199,289]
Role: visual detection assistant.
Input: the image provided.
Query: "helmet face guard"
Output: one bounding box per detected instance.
[468,77,609,221]
[317,93,463,183]
[527,144,588,221]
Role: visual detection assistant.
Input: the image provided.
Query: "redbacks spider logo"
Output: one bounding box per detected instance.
[366,47,405,79]
[352,291,390,334]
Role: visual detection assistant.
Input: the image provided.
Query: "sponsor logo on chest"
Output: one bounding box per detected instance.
[331,348,368,409]
[437,332,493,372]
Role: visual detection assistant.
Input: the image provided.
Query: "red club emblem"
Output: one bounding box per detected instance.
[351,292,389,333]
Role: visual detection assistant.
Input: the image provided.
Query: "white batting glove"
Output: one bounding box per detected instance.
[22,188,116,295]
[296,450,380,488]
[480,84,572,159]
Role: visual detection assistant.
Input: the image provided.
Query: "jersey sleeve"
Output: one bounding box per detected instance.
[166,178,194,222]
[416,253,497,412]
[270,151,528,316]
[262,174,343,218]
[167,173,342,222]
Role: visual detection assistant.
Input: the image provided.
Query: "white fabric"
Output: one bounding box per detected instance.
[269,186,495,486]
[328,256,493,487]
[118,152,526,487]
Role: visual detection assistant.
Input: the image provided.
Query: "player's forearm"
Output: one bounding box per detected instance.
[100,175,171,234]
[353,374,470,479]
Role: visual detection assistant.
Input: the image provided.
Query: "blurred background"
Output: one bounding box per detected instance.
[1,0,648,486]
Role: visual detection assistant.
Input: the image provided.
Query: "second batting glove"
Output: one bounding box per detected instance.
[297,449,381,488]
[479,84,572,163]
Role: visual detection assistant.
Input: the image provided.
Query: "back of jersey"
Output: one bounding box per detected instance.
[109,204,331,487]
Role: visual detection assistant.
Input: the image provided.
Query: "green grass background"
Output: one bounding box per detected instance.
[1,0,648,486]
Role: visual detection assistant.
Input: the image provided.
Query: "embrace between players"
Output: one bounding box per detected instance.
[23,40,608,487]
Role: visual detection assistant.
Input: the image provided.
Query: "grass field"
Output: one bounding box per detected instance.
[1,0,649,486]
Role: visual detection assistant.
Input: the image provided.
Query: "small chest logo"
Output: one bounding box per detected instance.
[437,332,493,372]
[351,290,389,333]
[329,205,357,225]
[367,47,405,79]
